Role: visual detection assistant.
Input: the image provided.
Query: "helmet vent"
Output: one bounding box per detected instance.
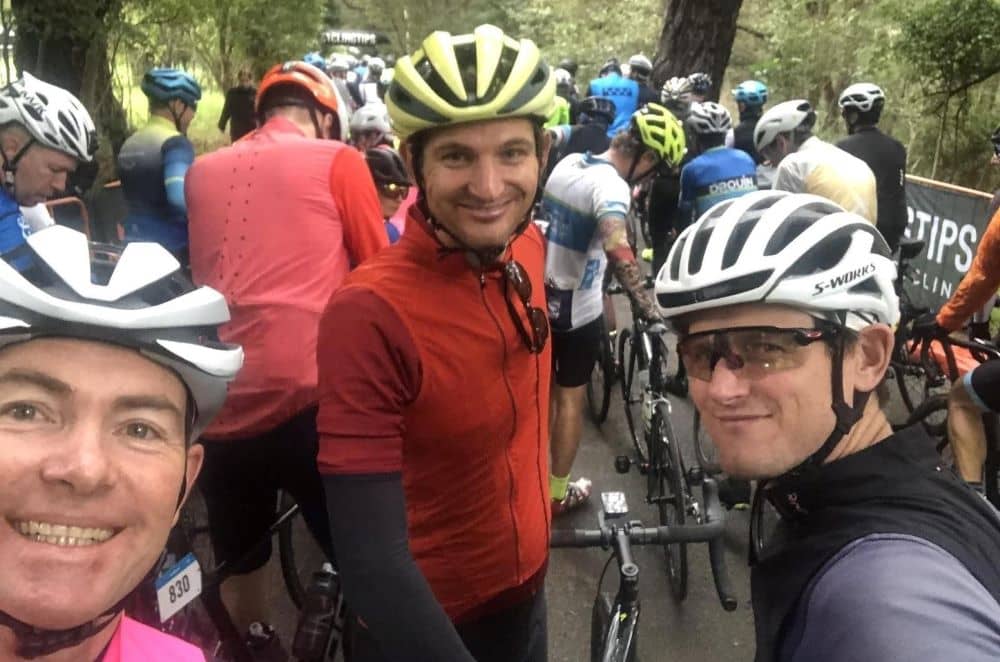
[763,204,831,256]
[785,231,852,276]
[721,213,762,269]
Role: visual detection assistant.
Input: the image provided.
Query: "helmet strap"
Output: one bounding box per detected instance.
[2,137,34,194]
[0,596,127,658]
[790,319,872,475]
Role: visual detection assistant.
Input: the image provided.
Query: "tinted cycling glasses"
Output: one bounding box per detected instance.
[677,325,840,381]
[503,260,549,354]
[378,183,410,200]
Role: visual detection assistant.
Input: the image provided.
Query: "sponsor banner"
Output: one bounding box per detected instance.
[902,175,994,311]
[322,30,389,46]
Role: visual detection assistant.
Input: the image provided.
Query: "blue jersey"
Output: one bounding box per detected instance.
[118,115,195,255]
[587,74,639,138]
[0,188,32,271]
[678,146,757,228]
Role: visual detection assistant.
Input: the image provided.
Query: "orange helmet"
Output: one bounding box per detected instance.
[255,61,339,116]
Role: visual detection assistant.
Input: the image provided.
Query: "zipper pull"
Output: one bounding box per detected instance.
[479,271,487,288]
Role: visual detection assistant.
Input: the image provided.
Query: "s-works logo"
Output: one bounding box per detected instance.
[814,264,875,294]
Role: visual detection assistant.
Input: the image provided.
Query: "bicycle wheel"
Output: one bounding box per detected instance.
[277,492,331,613]
[589,592,612,662]
[587,318,614,425]
[617,328,646,464]
[904,394,949,443]
[652,402,688,602]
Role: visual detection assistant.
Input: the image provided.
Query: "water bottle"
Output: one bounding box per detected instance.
[292,564,339,661]
[638,368,652,434]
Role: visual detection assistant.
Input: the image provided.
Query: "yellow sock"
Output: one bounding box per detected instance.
[550,473,570,501]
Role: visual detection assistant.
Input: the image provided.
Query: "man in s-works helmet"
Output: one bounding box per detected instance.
[118,68,201,264]
[755,99,877,224]
[654,190,1000,662]
[0,73,96,271]
[317,24,555,661]
[836,83,908,251]
[0,225,242,661]
[185,59,386,633]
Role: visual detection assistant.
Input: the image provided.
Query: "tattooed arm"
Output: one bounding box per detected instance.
[598,214,661,322]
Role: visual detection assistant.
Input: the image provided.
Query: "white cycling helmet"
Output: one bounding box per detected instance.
[350,103,392,137]
[368,57,386,73]
[0,72,97,164]
[655,190,899,332]
[0,225,243,440]
[660,77,694,119]
[628,54,653,78]
[553,68,573,87]
[328,56,350,73]
[838,83,885,113]
[753,99,815,153]
[687,101,732,135]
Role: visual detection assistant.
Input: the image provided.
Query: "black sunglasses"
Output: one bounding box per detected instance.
[503,260,549,354]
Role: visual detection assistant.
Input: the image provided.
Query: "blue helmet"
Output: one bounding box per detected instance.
[732,80,768,107]
[303,52,327,69]
[141,68,201,108]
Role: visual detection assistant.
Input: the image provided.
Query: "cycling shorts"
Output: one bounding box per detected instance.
[552,315,604,388]
[198,406,333,574]
[963,361,1000,413]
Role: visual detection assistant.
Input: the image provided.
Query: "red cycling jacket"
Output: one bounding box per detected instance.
[938,206,1000,332]
[315,205,551,621]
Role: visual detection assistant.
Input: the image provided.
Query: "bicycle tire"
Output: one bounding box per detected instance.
[277,491,307,610]
[904,394,949,441]
[590,592,612,662]
[617,328,646,464]
[652,402,688,602]
[587,317,614,425]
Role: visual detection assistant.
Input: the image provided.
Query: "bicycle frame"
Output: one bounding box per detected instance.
[552,479,738,662]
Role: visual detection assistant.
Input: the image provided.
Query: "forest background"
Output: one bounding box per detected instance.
[8,0,1000,191]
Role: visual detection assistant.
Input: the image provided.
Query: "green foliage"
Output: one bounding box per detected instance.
[896,0,1000,96]
[733,0,1000,189]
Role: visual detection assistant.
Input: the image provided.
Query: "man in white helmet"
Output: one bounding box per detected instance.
[836,83,907,251]
[654,190,1000,662]
[627,54,658,107]
[755,99,877,224]
[0,73,97,270]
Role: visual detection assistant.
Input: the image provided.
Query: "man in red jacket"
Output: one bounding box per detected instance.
[316,25,555,662]
[186,60,387,632]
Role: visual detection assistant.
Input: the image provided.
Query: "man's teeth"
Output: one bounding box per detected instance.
[15,520,115,546]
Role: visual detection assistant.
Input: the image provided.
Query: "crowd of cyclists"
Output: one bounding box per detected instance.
[2,18,1000,662]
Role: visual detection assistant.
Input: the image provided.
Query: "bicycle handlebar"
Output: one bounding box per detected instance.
[551,479,738,612]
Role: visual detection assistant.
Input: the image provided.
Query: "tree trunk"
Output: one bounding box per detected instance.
[11,0,128,188]
[652,0,745,101]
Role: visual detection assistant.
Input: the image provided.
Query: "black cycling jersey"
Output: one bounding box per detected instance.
[637,84,658,108]
[542,123,611,183]
[733,112,763,164]
[752,425,1000,662]
[836,126,908,251]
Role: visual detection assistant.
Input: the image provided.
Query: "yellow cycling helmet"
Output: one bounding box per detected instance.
[387,24,556,139]
[630,103,687,167]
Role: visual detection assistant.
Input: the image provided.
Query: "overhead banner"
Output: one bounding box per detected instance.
[902,175,994,311]
[322,30,389,47]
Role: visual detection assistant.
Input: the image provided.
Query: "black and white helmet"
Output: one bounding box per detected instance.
[654,190,899,331]
[838,83,885,113]
[660,77,694,120]
[0,225,243,440]
[687,101,732,135]
[753,99,815,153]
[0,73,98,162]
